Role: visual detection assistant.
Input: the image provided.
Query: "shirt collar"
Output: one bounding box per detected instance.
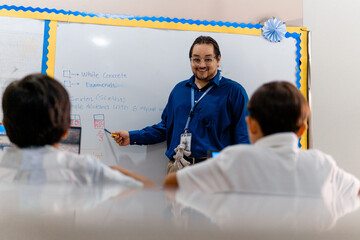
[254,132,299,150]
[186,71,221,89]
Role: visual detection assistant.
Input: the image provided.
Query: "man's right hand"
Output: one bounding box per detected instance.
[112,130,130,146]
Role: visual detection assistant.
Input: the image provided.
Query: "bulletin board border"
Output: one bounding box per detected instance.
[0,4,309,148]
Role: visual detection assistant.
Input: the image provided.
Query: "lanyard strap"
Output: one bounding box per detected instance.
[184,85,214,132]
[184,75,222,132]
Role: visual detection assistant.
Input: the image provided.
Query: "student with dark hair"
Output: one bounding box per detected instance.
[2,74,71,148]
[113,36,249,174]
[164,81,360,197]
[0,74,154,187]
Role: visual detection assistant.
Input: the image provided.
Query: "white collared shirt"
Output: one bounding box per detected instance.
[0,146,143,188]
[177,133,360,198]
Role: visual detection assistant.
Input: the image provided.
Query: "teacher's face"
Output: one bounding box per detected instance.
[190,43,220,83]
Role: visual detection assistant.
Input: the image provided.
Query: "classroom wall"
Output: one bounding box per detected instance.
[12,0,360,178]
[0,0,303,26]
[304,0,360,177]
[4,0,359,179]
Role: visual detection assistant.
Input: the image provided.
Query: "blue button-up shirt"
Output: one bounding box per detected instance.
[129,72,249,160]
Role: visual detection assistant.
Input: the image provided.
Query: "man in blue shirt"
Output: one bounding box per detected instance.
[113,36,249,174]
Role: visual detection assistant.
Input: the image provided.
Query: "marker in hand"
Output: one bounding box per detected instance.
[105,130,129,146]
[104,128,117,137]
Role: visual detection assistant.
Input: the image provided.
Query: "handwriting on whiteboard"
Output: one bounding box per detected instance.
[63,70,127,79]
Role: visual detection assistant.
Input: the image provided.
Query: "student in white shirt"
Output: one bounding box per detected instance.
[0,74,155,188]
[163,81,360,198]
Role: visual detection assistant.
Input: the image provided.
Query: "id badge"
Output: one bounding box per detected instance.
[180,133,192,152]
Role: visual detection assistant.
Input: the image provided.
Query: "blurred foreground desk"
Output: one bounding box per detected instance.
[0,184,359,240]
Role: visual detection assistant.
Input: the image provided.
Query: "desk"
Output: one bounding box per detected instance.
[0,184,359,240]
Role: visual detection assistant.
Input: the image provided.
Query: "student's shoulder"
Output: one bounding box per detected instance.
[56,149,86,160]
[0,149,6,165]
[57,150,100,168]
[299,148,337,167]
[225,142,267,154]
[218,144,261,163]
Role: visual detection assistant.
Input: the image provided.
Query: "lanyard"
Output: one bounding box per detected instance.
[184,75,222,132]
[184,80,219,132]
[183,86,214,133]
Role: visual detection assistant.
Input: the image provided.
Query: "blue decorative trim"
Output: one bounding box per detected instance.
[285,32,302,89]
[0,5,262,29]
[41,19,50,75]
[286,32,303,148]
[0,5,100,18]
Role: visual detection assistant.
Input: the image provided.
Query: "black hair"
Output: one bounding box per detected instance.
[2,73,70,148]
[247,81,309,136]
[189,36,221,59]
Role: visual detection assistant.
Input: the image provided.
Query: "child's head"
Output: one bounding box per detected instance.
[246,81,309,143]
[2,74,70,148]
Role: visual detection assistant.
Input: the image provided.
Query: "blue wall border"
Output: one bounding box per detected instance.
[41,19,50,74]
[285,32,302,89]
[0,5,263,29]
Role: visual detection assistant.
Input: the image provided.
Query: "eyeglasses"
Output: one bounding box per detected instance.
[190,57,217,66]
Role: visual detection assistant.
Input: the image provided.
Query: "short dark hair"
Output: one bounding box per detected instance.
[2,74,70,148]
[247,81,309,136]
[189,36,221,59]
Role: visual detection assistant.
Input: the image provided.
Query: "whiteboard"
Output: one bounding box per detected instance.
[0,16,45,120]
[54,22,297,183]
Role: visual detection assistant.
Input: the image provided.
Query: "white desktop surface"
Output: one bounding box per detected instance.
[0,184,359,240]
